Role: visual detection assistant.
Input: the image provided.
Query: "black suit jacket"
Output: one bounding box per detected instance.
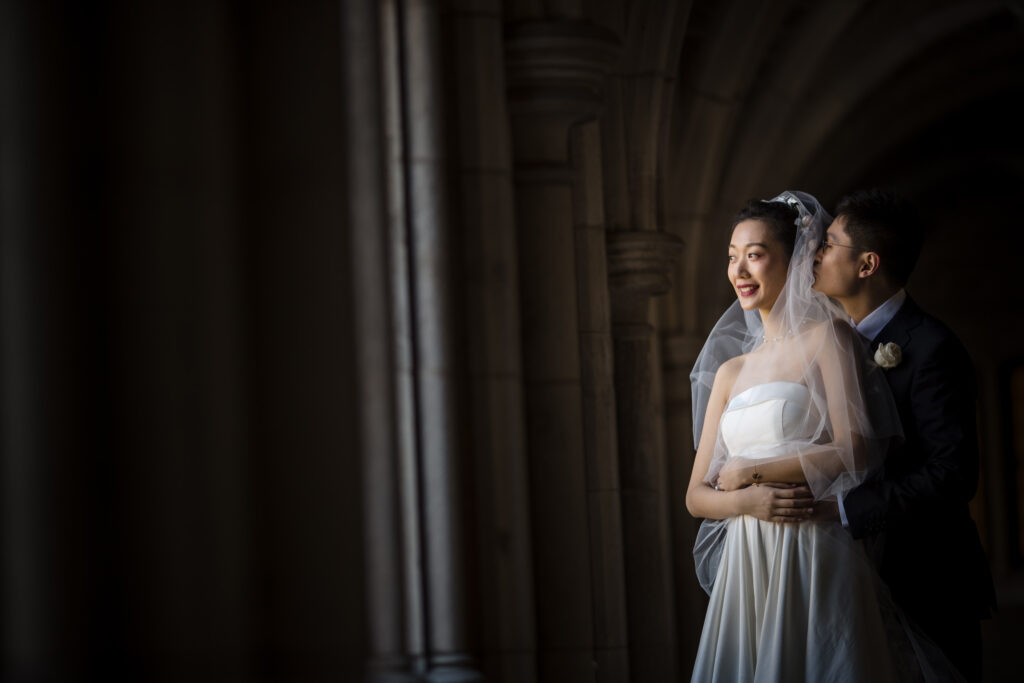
[843,296,996,626]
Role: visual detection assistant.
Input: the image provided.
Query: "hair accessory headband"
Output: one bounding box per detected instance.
[769,192,814,229]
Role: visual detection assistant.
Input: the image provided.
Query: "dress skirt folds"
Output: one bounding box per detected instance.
[690,383,955,682]
[691,515,902,683]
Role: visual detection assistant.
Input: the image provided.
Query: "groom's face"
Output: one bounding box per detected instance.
[812,215,863,299]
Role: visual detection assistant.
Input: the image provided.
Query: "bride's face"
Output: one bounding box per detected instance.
[728,219,789,315]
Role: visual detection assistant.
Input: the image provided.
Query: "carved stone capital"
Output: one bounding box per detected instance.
[607,229,683,298]
[505,21,621,121]
[607,229,682,328]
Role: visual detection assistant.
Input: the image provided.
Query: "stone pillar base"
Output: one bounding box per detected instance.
[424,653,484,682]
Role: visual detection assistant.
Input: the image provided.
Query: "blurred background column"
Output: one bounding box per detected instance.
[344,1,415,681]
[382,1,482,680]
[1,3,69,676]
[445,2,538,682]
[606,231,682,683]
[505,19,620,683]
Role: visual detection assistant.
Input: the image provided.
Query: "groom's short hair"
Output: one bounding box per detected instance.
[834,189,924,287]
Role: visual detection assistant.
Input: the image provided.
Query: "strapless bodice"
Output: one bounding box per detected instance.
[720,381,816,458]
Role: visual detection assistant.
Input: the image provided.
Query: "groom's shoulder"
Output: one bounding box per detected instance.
[903,298,959,342]
[901,298,973,368]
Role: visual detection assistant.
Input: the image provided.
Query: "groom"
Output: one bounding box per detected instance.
[812,189,996,681]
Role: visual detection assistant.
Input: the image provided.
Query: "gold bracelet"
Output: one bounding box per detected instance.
[751,464,761,487]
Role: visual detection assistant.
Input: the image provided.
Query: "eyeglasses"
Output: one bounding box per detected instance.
[818,238,862,253]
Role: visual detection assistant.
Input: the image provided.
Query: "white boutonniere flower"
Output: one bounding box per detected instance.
[874,342,902,369]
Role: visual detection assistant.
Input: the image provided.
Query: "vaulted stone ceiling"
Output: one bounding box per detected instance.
[658,0,1024,336]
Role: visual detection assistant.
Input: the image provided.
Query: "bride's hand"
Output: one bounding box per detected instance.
[740,484,814,523]
[717,457,751,491]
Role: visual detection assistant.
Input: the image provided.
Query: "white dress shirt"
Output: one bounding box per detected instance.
[855,289,906,344]
[837,289,906,527]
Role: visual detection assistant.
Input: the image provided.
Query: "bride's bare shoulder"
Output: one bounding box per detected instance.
[715,354,745,386]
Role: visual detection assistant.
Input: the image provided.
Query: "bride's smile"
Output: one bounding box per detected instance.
[736,283,758,296]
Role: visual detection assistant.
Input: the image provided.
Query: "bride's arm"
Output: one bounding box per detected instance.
[686,361,814,521]
[717,455,807,490]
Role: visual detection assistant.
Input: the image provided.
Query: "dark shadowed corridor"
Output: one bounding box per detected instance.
[2,1,1022,681]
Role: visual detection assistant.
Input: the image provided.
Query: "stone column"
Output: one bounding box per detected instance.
[447,3,537,683]
[505,20,619,683]
[606,230,683,683]
[661,331,710,669]
[0,5,51,679]
[571,122,630,683]
[384,1,481,681]
[342,1,415,681]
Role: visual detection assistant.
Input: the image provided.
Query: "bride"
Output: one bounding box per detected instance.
[685,192,956,682]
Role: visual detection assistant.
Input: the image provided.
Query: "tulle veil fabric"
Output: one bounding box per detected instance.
[689,190,903,594]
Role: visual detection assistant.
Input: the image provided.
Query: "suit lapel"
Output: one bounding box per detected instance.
[871,296,925,403]
[871,295,923,350]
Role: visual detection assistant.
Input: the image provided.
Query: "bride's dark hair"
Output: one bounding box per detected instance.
[731,199,800,258]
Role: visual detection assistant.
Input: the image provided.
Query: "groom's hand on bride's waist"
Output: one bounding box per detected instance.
[768,485,815,522]
[740,484,815,523]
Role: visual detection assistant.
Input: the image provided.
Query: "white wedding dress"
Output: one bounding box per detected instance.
[691,382,903,683]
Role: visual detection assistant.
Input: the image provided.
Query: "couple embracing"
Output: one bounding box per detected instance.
[686,190,996,682]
